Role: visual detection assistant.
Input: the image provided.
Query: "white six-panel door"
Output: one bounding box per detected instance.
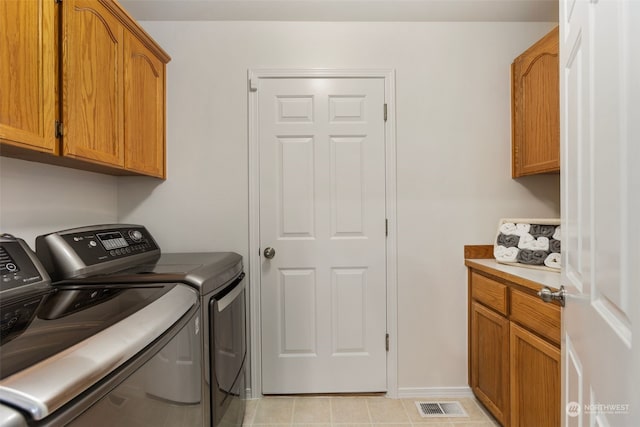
[258,77,387,394]
[560,0,639,425]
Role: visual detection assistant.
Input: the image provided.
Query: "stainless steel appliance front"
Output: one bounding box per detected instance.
[34,225,247,427]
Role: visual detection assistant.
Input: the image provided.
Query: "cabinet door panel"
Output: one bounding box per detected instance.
[0,0,56,152]
[124,33,165,178]
[62,0,124,166]
[510,322,560,427]
[512,26,560,177]
[471,302,509,426]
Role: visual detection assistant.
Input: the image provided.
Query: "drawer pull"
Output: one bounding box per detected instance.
[538,286,566,307]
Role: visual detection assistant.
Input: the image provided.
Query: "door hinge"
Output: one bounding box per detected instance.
[55,121,63,138]
[383,103,387,122]
[385,333,389,351]
[385,219,388,237]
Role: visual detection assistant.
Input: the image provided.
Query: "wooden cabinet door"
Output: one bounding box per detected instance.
[0,0,56,153]
[511,26,559,177]
[124,33,165,178]
[510,323,560,427]
[61,0,124,167]
[471,302,510,426]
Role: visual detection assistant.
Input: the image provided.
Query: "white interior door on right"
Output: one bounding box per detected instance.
[560,0,639,426]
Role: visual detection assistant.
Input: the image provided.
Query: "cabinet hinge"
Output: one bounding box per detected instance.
[383,103,387,122]
[55,121,63,138]
[385,219,388,237]
[385,333,389,352]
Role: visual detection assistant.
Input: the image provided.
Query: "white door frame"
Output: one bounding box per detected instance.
[247,69,398,398]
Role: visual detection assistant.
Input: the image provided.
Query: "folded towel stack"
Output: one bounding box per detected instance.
[517,249,548,265]
[495,245,519,262]
[544,252,561,269]
[495,221,561,270]
[497,233,520,248]
[518,234,550,251]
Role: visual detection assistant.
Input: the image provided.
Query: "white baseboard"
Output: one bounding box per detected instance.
[397,386,474,399]
[246,386,473,400]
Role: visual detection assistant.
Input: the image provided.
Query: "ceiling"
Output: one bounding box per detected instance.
[118,0,559,22]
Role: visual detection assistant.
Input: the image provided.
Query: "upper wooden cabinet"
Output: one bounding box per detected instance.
[124,32,166,178]
[511,26,559,178]
[62,0,126,167]
[0,0,57,154]
[0,0,170,178]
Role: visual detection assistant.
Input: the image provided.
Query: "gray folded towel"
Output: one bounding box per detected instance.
[530,224,556,238]
[550,239,561,253]
[497,233,520,248]
[517,249,547,265]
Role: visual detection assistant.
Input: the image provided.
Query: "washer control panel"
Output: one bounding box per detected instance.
[0,235,50,296]
[36,225,161,280]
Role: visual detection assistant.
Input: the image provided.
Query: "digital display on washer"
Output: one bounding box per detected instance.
[96,232,129,251]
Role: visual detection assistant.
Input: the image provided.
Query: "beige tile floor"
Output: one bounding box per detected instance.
[243,396,500,427]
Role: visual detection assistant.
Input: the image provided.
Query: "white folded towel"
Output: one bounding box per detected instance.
[544,252,561,269]
[499,222,517,235]
[518,233,550,251]
[515,223,531,236]
[495,245,519,262]
[553,226,561,241]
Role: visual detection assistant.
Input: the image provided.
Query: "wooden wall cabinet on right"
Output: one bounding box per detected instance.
[511,26,560,178]
[467,265,561,427]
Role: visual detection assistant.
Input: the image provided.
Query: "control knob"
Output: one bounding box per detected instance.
[129,230,143,242]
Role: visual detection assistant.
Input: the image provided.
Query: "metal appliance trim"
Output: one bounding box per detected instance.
[216,274,245,312]
[0,284,198,420]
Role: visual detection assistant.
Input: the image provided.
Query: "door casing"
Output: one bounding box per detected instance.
[247,69,398,398]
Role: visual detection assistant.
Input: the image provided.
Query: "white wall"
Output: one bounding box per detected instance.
[0,157,118,248]
[116,21,560,393]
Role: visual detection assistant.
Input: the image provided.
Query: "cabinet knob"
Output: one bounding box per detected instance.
[537,286,566,307]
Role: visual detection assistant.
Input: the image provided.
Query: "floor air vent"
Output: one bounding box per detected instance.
[414,401,468,418]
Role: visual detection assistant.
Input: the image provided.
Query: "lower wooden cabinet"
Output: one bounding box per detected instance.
[467,266,561,427]
[510,323,560,427]
[471,301,510,426]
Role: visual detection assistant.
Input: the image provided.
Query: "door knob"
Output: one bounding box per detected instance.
[263,247,276,259]
[537,285,566,307]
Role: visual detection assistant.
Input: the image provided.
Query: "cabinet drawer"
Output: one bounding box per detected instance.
[510,288,560,345]
[471,272,508,315]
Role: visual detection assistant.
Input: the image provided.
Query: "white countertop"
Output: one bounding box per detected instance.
[466,258,562,290]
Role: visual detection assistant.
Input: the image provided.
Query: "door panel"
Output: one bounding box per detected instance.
[560,0,639,425]
[259,78,386,393]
